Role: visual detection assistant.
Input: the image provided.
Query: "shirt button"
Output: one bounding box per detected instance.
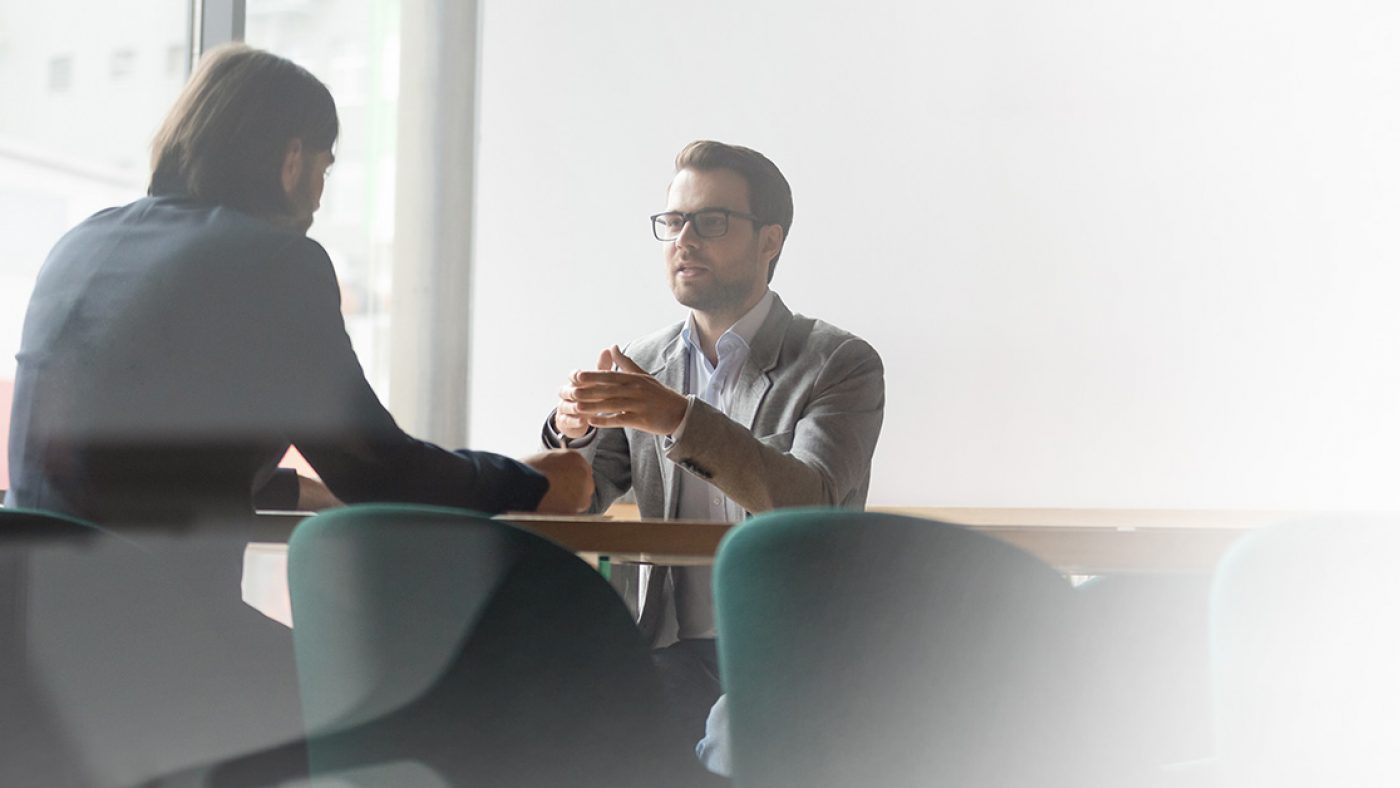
[713,497,722,506]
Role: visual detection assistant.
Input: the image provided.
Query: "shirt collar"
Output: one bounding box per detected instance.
[680,290,776,359]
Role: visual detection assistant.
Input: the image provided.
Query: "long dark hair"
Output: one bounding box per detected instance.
[149,43,338,219]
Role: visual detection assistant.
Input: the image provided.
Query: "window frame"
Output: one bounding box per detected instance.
[201,0,481,447]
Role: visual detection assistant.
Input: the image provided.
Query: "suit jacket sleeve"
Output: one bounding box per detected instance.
[540,413,631,515]
[263,238,548,514]
[663,336,885,513]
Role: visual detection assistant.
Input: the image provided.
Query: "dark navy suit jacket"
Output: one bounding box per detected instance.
[5,194,545,523]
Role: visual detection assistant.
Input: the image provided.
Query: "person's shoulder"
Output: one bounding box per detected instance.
[188,200,331,269]
[58,196,155,238]
[203,202,314,250]
[142,196,335,283]
[46,196,187,259]
[786,310,879,357]
[777,309,883,375]
[83,194,308,255]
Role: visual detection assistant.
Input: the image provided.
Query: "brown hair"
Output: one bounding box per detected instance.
[675,140,793,282]
[149,43,338,219]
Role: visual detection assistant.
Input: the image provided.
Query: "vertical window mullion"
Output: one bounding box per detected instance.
[194,0,247,56]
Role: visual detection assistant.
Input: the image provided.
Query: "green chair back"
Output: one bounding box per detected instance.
[1211,517,1400,787]
[715,508,1092,788]
[280,504,691,788]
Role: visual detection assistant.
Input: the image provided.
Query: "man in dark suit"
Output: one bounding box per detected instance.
[4,43,591,524]
[0,43,597,787]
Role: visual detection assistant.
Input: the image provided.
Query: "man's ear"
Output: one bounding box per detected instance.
[280,137,305,197]
[760,223,785,267]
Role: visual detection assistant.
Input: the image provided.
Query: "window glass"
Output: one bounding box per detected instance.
[0,1,190,490]
[245,0,401,408]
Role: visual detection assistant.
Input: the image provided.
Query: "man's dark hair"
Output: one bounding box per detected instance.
[149,43,338,220]
[675,140,793,282]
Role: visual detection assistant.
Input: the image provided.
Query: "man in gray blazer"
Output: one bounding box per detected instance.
[544,140,885,747]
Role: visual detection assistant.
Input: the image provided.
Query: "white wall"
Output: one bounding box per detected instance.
[469,0,1400,510]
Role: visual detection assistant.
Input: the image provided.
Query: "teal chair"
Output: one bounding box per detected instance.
[199,504,703,787]
[1211,517,1400,787]
[715,508,1101,788]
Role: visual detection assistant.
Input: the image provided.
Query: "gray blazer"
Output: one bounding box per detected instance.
[549,293,885,641]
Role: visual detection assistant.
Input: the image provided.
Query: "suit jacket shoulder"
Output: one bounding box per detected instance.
[774,311,881,369]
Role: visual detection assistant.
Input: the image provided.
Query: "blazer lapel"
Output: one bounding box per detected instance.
[728,294,792,431]
[650,334,688,518]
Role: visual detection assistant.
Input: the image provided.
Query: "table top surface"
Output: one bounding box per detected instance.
[250,506,1380,574]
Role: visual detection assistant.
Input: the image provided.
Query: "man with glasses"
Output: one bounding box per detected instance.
[543,140,886,758]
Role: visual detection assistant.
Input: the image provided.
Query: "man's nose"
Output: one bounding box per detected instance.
[674,218,702,247]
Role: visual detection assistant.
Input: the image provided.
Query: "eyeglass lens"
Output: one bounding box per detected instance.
[653,211,730,241]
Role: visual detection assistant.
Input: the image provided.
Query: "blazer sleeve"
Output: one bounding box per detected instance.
[662,336,885,513]
[262,238,548,514]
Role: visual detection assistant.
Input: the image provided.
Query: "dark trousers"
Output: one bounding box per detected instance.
[653,638,723,748]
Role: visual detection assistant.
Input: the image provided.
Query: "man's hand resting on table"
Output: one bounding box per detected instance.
[522,448,594,513]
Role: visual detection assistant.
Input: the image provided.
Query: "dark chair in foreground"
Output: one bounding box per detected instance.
[715,508,1104,788]
[203,504,698,787]
[0,508,103,787]
[1,507,304,788]
[1211,517,1400,787]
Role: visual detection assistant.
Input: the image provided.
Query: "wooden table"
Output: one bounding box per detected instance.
[251,507,1326,574]
[872,507,1291,575]
[508,508,1322,575]
[243,507,1352,626]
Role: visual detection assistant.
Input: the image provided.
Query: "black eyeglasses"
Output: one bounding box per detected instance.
[650,209,763,241]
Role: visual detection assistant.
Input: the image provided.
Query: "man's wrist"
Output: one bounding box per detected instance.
[664,391,690,435]
[567,427,599,447]
[547,415,597,448]
[667,395,698,445]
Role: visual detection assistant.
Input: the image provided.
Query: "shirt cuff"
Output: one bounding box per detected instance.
[544,411,598,449]
[662,395,699,450]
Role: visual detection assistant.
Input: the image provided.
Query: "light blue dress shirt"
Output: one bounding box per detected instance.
[667,290,775,638]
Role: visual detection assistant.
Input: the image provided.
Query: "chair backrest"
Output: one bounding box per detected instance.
[280,504,689,788]
[1211,517,1400,787]
[0,508,102,786]
[2,508,306,787]
[715,508,1092,788]
[1,508,305,787]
